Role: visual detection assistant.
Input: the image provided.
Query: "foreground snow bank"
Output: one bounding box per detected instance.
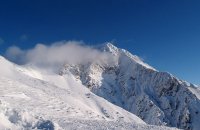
[0,100,55,130]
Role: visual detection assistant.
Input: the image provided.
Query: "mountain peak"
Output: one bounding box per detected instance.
[99,42,119,55]
[104,42,118,49]
[96,43,156,70]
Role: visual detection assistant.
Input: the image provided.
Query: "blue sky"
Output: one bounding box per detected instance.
[0,0,200,85]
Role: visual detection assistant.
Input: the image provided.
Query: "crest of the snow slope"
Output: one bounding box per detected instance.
[60,43,200,130]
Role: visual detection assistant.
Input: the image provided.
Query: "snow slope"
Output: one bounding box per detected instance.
[0,56,178,130]
[60,43,200,130]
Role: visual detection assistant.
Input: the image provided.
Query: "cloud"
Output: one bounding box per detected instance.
[5,41,117,72]
[0,37,4,45]
[6,46,25,64]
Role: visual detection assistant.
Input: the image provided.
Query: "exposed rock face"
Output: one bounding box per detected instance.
[60,43,200,130]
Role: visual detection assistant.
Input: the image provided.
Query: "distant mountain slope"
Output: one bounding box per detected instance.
[60,43,200,130]
[0,56,178,130]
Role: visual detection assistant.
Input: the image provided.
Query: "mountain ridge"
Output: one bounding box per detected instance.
[0,52,179,130]
[60,43,200,130]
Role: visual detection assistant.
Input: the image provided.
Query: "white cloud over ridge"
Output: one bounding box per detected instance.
[6,41,116,71]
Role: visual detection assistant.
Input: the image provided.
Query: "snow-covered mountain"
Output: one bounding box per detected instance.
[60,43,200,130]
[0,54,179,130]
[0,43,199,130]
